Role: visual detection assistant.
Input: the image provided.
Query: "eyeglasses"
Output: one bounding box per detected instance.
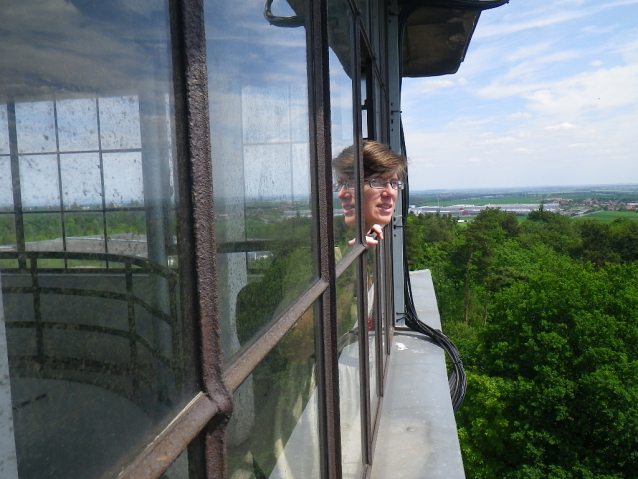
[333,180,356,192]
[367,178,404,190]
[332,178,404,192]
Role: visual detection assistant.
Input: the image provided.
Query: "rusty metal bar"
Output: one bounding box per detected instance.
[180,0,231,412]
[336,243,366,278]
[176,0,233,477]
[309,0,343,476]
[115,393,219,479]
[222,278,329,392]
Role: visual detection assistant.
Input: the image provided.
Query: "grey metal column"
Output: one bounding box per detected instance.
[387,0,405,324]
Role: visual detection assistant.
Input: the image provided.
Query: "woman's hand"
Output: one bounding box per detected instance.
[348,224,383,245]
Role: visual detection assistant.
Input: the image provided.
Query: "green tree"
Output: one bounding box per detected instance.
[459,257,638,479]
[448,208,519,323]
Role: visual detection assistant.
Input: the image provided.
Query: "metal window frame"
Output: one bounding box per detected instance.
[112,0,400,477]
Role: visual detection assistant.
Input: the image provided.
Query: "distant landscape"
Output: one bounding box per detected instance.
[409,184,638,221]
[406,197,638,478]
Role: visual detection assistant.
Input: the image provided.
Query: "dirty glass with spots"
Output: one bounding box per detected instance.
[0,1,197,478]
[205,0,315,363]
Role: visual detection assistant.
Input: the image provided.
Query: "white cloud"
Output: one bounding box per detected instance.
[475,0,638,39]
[476,61,638,121]
[582,25,618,35]
[508,112,532,120]
[482,136,516,144]
[545,122,577,130]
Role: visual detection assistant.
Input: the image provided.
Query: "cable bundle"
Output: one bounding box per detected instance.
[403,267,467,412]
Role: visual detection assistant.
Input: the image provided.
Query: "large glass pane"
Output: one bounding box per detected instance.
[227,304,319,478]
[0,2,197,478]
[337,262,364,477]
[329,2,357,260]
[205,0,314,361]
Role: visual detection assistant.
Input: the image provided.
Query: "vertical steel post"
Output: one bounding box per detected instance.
[308,0,343,476]
[387,0,405,325]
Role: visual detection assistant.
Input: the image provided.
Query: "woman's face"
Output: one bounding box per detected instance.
[363,172,399,230]
[336,171,400,230]
[336,176,356,226]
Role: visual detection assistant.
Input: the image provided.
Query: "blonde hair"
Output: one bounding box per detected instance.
[334,141,407,180]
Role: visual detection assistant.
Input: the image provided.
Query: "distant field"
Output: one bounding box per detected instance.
[413,195,540,207]
[571,211,638,223]
[410,186,638,208]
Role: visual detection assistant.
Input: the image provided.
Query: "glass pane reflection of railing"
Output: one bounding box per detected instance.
[227,303,318,479]
[0,251,187,478]
[337,261,364,478]
[329,2,356,263]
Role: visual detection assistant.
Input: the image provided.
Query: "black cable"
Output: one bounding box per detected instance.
[395,0,508,415]
[399,165,467,413]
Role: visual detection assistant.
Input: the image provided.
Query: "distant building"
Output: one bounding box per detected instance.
[410,203,561,217]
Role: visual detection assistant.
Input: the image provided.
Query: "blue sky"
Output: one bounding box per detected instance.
[401,0,638,191]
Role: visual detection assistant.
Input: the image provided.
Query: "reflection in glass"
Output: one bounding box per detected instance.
[0,157,13,211]
[0,104,9,154]
[103,152,144,207]
[362,76,369,141]
[24,213,63,252]
[227,306,318,478]
[19,156,60,209]
[56,99,99,152]
[205,0,314,362]
[106,211,147,258]
[98,96,142,150]
[337,262,364,477]
[0,214,16,252]
[64,213,106,254]
[329,3,356,260]
[0,1,196,477]
[60,153,102,209]
[15,102,56,154]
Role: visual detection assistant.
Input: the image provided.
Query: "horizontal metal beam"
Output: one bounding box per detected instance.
[116,393,219,479]
[223,278,330,392]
